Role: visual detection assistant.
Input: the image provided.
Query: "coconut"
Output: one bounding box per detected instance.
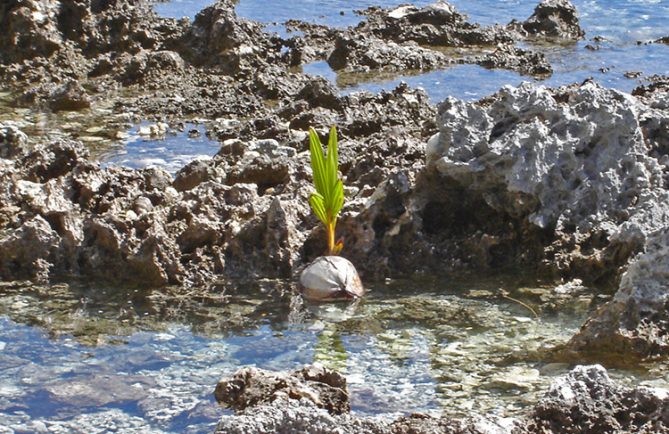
[299,256,364,302]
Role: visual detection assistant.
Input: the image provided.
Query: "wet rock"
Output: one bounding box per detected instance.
[510,0,585,41]
[48,80,92,111]
[359,2,513,47]
[328,32,451,74]
[214,364,350,415]
[569,227,669,356]
[525,365,669,433]
[475,45,552,77]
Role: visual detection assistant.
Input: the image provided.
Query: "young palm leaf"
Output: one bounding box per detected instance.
[308,126,344,255]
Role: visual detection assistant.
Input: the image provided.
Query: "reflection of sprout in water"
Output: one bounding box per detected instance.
[374,329,417,365]
[314,328,347,372]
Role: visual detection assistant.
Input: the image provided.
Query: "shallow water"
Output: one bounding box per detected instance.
[100,123,218,174]
[156,0,669,100]
[2,1,669,432]
[1,277,666,432]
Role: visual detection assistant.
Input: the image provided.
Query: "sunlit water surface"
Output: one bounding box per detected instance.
[156,0,669,100]
[1,277,668,433]
[2,1,669,432]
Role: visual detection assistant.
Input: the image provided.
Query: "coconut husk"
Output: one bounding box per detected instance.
[299,256,364,302]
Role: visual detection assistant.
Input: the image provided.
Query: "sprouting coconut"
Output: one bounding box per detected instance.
[299,126,364,302]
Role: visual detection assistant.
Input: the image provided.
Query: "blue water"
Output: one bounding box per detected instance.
[101,123,218,174]
[3,1,669,432]
[155,0,669,100]
[0,277,614,433]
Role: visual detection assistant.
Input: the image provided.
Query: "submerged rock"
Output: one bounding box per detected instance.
[214,364,666,434]
[299,256,365,301]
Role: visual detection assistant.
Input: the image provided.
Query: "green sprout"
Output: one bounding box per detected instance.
[308,126,344,256]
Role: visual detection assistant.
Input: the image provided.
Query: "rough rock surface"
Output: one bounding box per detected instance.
[569,227,669,356]
[414,80,669,355]
[423,80,669,281]
[525,365,669,433]
[214,365,517,434]
[358,2,512,47]
[215,364,350,415]
[290,1,554,79]
[214,364,669,434]
[0,122,28,158]
[509,0,585,41]
[0,79,436,286]
[327,31,452,74]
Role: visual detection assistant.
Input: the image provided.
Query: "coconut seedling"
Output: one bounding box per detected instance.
[299,126,364,302]
[308,126,344,256]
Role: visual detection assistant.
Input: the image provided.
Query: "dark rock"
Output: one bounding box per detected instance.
[510,0,585,41]
[0,215,61,282]
[214,365,518,434]
[569,228,669,356]
[183,0,283,74]
[214,364,350,415]
[48,80,92,111]
[295,77,342,111]
[20,140,90,183]
[359,3,513,47]
[173,159,218,192]
[328,32,451,74]
[0,0,63,63]
[475,45,552,77]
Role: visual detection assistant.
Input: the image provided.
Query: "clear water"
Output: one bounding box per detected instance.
[1,277,666,433]
[3,1,669,432]
[100,123,218,175]
[155,0,669,100]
